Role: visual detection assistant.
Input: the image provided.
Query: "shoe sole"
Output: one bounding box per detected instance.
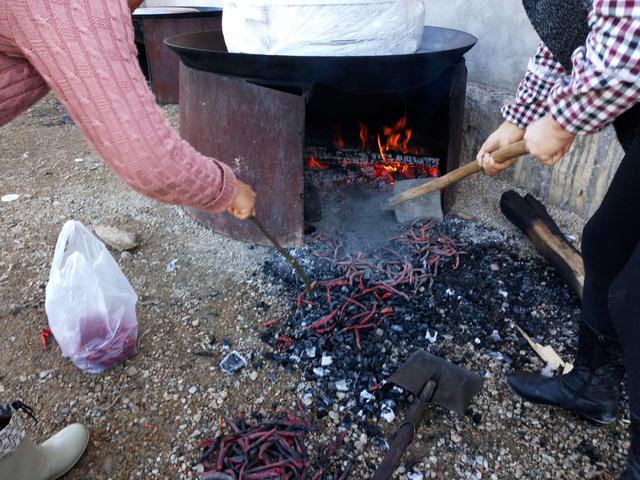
[526,401,616,426]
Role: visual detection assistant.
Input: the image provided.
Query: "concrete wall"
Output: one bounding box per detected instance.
[462,83,624,219]
[425,0,540,90]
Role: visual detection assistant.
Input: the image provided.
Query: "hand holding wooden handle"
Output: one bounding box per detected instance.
[388,140,528,207]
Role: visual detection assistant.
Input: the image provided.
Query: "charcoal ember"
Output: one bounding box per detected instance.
[219,351,247,374]
[260,216,580,443]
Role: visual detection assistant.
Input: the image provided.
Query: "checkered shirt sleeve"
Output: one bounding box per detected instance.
[502,43,567,129]
[549,1,640,134]
[504,1,640,134]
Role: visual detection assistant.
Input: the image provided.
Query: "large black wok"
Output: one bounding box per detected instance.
[165,27,477,93]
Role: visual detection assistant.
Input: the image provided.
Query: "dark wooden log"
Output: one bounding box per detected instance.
[500,190,585,299]
[305,146,439,168]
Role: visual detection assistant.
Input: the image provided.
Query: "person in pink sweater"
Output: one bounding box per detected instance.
[0,1,254,477]
[0,0,256,220]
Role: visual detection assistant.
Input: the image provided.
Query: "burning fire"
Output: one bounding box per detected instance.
[307,116,439,184]
[358,122,369,150]
[377,116,414,159]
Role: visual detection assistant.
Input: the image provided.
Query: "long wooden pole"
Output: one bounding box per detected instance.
[388,141,528,207]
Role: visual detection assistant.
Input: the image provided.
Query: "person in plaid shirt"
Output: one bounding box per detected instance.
[477,1,640,477]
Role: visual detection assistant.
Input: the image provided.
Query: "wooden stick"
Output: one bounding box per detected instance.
[500,191,584,299]
[388,141,528,207]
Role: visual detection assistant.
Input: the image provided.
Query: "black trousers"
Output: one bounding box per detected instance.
[581,131,640,413]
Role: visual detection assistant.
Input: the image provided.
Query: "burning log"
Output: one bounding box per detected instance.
[305,146,438,181]
[500,190,584,299]
[306,146,438,168]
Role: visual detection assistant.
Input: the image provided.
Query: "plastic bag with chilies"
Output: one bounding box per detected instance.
[45,221,138,373]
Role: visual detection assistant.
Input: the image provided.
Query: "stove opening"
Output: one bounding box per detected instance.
[303,78,454,228]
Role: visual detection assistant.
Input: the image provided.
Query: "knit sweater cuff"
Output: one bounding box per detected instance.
[201,162,237,212]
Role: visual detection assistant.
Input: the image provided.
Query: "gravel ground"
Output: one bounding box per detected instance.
[0,95,629,479]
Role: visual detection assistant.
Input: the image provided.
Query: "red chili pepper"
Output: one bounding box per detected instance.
[276,336,293,349]
[39,327,52,351]
[307,310,338,330]
[262,313,287,328]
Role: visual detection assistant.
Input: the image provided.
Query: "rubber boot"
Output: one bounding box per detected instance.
[506,323,625,425]
[0,401,89,480]
[620,416,640,479]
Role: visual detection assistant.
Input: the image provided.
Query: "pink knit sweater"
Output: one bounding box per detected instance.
[0,0,236,212]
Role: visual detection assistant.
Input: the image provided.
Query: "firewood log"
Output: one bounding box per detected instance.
[500,190,584,299]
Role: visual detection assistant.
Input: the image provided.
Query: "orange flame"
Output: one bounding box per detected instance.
[307,116,439,184]
[306,156,328,170]
[358,123,369,150]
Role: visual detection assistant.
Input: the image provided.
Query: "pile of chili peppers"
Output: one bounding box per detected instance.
[276,221,465,350]
[199,405,347,480]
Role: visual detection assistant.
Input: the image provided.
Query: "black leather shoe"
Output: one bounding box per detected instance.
[620,417,640,479]
[507,324,624,425]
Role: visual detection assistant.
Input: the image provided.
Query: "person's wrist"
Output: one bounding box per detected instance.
[548,115,575,140]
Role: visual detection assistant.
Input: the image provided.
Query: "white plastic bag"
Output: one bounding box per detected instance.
[45,221,138,373]
[222,0,426,56]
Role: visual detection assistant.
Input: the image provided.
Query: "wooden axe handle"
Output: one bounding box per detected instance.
[388,140,528,207]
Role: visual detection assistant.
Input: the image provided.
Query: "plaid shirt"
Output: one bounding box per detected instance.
[502,0,640,134]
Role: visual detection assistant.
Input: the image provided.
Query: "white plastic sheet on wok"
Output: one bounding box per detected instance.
[222,0,426,56]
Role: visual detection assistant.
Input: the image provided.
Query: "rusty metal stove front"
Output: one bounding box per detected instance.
[179,60,467,248]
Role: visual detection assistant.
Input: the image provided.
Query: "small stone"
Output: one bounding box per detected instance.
[188,386,197,395]
[249,371,258,381]
[165,259,178,273]
[126,366,139,377]
[328,411,340,422]
[381,400,396,423]
[491,330,501,342]
[305,346,316,358]
[321,355,333,366]
[313,368,326,377]
[220,352,247,374]
[1,194,19,202]
[191,319,200,327]
[408,472,424,480]
[335,380,349,392]
[490,263,500,272]
[451,432,462,443]
[93,225,140,251]
[360,390,375,402]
